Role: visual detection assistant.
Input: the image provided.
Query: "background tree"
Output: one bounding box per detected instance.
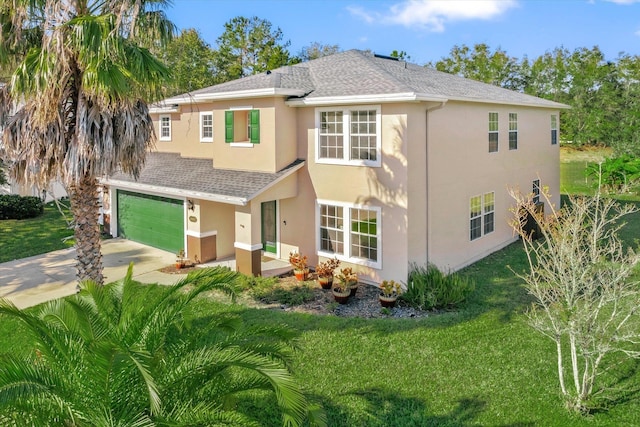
[213,16,297,82]
[298,41,340,61]
[431,43,523,90]
[0,266,323,426]
[390,49,411,61]
[509,186,640,413]
[0,0,173,284]
[160,28,217,96]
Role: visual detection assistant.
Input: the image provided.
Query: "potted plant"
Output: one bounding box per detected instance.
[336,267,358,297]
[175,249,186,269]
[379,279,402,308]
[315,257,340,289]
[289,251,309,281]
[331,278,351,304]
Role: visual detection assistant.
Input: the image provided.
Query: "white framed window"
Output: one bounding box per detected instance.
[509,113,518,150]
[200,112,213,143]
[488,112,498,153]
[316,106,381,167]
[159,115,171,141]
[551,115,558,145]
[317,200,381,268]
[470,192,495,241]
[533,179,541,204]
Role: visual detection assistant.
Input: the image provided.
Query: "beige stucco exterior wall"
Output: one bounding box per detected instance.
[152,97,298,173]
[277,104,415,284]
[426,102,561,271]
[198,200,236,259]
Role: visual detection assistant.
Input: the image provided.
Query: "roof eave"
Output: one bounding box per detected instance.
[445,95,571,109]
[154,88,308,108]
[100,178,249,206]
[286,93,449,106]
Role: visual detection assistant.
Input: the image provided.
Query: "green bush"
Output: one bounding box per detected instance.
[586,155,640,190]
[0,194,44,220]
[401,263,475,310]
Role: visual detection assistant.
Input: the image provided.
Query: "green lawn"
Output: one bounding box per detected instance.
[0,201,74,263]
[3,237,640,425]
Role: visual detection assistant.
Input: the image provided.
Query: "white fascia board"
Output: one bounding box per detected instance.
[286,92,448,106]
[149,105,181,114]
[444,96,571,110]
[193,88,307,101]
[245,161,305,201]
[101,179,248,206]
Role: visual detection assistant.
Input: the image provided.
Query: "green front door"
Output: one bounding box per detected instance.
[261,201,277,254]
[117,190,184,253]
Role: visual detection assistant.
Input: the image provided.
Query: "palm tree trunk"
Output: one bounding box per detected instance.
[69,175,103,285]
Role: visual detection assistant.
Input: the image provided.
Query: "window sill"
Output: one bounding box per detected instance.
[200,139,213,143]
[316,158,381,168]
[317,250,381,269]
[229,142,254,148]
[159,138,172,142]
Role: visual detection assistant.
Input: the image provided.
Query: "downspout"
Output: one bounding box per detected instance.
[425,102,445,265]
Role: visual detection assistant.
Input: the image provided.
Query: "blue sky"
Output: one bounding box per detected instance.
[166,0,640,65]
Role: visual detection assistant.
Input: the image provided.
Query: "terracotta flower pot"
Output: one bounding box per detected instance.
[348,281,359,297]
[294,268,309,281]
[332,288,351,304]
[318,275,333,289]
[379,294,398,308]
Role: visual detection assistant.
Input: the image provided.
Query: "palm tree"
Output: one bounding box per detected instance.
[0,0,173,284]
[0,266,323,426]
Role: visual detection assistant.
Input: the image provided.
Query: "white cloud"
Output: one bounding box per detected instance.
[348,0,518,32]
[605,0,640,4]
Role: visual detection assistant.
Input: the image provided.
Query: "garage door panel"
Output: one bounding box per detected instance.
[117,190,184,253]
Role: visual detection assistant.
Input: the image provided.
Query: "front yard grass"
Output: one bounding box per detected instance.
[2,236,640,426]
[0,201,74,263]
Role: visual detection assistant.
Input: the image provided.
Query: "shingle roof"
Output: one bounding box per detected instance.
[106,153,304,204]
[164,49,567,109]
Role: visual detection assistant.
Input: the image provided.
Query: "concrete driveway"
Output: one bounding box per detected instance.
[0,239,186,309]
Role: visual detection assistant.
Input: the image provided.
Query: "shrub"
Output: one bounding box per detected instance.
[0,194,44,220]
[402,263,475,310]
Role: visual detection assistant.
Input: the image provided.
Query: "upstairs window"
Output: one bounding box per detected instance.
[470,192,495,241]
[225,109,260,144]
[317,106,381,166]
[509,113,518,150]
[551,115,558,145]
[200,112,213,143]
[159,115,171,141]
[488,112,498,153]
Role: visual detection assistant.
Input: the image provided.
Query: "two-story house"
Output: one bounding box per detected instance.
[102,50,567,284]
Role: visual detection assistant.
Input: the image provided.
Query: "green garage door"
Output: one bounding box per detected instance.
[117,190,184,253]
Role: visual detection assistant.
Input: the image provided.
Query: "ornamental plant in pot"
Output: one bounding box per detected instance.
[379,279,402,308]
[289,251,309,281]
[175,249,186,269]
[332,278,351,305]
[336,267,358,297]
[315,257,340,289]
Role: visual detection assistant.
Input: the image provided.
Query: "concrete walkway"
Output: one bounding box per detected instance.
[0,239,185,309]
[0,239,292,309]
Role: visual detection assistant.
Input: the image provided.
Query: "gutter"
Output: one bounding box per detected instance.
[100,179,249,206]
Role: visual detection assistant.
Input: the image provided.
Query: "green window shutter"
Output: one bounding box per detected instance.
[249,109,260,143]
[225,111,234,143]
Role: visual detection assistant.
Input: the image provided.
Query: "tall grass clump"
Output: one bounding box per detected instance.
[402,263,475,310]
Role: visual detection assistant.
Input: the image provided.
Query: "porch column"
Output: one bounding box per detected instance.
[234,203,262,276]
